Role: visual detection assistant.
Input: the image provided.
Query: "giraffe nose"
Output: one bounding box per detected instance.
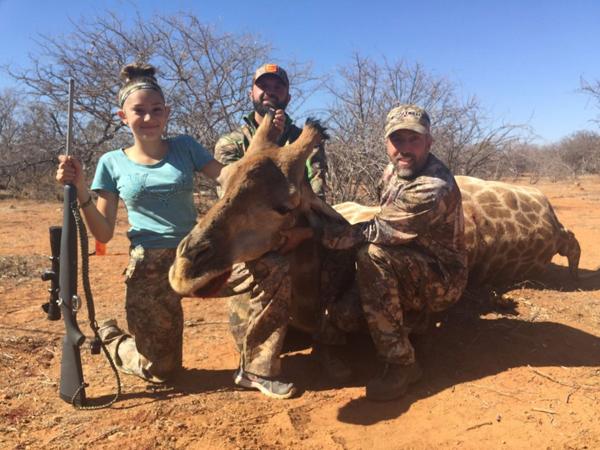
[190,240,215,265]
[177,234,213,261]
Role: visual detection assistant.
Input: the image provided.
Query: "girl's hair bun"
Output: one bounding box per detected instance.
[119,63,157,83]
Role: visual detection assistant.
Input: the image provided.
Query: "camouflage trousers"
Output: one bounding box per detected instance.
[103,246,183,382]
[227,245,356,378]
[351,244,467,365]
[226,252,291,378]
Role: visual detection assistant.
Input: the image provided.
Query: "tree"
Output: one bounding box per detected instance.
[581,77,600,126]
[556,130,600,176]
[0,89,23,190]
[0,90,67,195]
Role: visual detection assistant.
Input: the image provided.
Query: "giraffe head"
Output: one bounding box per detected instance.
[169,112,344,297]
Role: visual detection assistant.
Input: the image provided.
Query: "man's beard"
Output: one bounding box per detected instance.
[394,154,428,179]
[253,94,289,116]
[396,166,417,179]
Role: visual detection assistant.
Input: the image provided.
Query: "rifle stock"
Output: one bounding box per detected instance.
[58,183,87,405]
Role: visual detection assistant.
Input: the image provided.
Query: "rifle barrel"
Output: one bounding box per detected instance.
[66,79,74,157]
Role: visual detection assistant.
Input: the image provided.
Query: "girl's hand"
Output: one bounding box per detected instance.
[56,155,86,190]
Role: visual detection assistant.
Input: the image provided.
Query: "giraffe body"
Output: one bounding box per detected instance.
[334,176,580,286]
[457,176,579,284]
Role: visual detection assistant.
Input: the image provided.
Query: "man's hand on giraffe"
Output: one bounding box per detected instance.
[278,227,314,254]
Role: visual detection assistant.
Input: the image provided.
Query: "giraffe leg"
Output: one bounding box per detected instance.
[557,229,580,280]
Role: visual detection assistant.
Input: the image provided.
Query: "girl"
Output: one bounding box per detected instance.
[56,63,223,383]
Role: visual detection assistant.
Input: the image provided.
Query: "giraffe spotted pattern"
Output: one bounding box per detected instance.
[457,176,580,285]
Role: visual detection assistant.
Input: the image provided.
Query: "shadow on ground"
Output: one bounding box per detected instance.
[334,316,600,425]
[483,263,600,294]
[82,367,236,410]
[278,271,600,425]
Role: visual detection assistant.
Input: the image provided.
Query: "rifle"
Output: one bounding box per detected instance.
[49,78,120,408]
[58,78,87,405]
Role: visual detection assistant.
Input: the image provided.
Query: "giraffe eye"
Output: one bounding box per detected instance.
[273,205,293,215]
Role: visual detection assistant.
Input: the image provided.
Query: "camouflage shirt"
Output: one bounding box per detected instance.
[214,112,328,199]
[322,153,468,278]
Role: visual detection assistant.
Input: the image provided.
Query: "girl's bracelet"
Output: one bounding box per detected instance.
[79,194,93,209]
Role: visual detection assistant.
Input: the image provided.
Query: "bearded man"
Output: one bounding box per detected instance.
[286,105,469,401]
[215,63,327,198]
[212,64,334,399]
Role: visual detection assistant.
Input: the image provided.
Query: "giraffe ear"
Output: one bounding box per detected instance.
[306,188,347,225]
[247,109,275,153]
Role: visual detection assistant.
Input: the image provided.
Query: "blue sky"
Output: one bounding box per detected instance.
[1,0,599,144]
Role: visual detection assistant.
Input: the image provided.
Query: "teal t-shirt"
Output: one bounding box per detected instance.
[91,135,213,249]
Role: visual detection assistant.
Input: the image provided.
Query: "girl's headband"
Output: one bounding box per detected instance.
[118,81,164,107]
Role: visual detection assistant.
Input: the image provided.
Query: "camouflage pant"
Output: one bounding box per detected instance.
[103,246,183,382]
[227,245,356,378]
[227,252,292,377]
[355,244,466,365]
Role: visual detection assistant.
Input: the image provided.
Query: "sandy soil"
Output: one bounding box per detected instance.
[1,177,599,449]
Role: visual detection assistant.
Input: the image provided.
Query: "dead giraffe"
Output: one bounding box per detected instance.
[169,110,581,336]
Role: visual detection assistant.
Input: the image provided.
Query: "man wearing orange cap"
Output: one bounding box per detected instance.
[215,63,327,198]
[213,64,331,399]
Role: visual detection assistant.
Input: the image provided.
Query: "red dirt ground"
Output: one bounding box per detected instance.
[1,177,599,449]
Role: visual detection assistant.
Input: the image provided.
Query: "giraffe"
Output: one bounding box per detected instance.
[457,175,580,285]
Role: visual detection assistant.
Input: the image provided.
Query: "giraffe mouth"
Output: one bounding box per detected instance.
[191,269,232,298]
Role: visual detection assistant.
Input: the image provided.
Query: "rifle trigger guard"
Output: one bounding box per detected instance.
[71,295,81,312]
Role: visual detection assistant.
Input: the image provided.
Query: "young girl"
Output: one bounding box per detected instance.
[56,63,223,383]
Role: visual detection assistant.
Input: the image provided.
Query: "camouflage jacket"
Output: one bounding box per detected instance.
[322,153,468,278]
[214,112,328,199]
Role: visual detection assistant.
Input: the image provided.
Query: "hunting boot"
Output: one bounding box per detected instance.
[233,368,297,400]
[97,319,167,384]
[97,318,126,344]
[312,343,353,384]
[366,361,422,401]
